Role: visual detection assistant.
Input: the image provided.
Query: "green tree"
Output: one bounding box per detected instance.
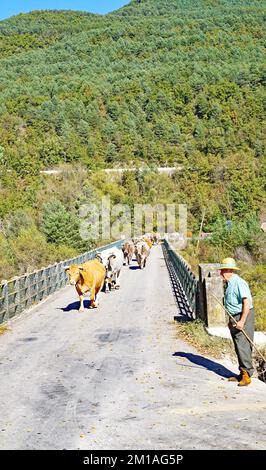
[41,199,83,249]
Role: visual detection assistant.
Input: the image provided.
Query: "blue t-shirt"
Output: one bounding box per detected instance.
[224,274,253,315]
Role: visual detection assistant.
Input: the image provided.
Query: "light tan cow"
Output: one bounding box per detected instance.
[143,236,153,249]
[65,259,106,310]
[122,240,135,265]
[135,240,150,269]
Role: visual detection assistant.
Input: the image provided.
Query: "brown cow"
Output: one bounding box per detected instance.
[122,240,135,265]
[135,240,150,269]
[152,232,161,244]
[143,236,153,249]
[65,259,106,311]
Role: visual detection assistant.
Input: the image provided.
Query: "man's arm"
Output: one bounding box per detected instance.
[235,297,250,330]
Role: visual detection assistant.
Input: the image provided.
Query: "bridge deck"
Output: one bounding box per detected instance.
[0,245,265,449]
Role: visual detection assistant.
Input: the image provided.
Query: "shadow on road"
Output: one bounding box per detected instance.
[173,352,236,378]
[129,266,140,270]
[60,300,92,311]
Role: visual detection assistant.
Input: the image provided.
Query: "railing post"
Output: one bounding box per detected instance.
[1,281,9,323]
[14,276,22,316]
[198,264,226,327]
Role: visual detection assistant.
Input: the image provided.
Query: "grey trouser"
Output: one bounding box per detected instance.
[229,308,255,377]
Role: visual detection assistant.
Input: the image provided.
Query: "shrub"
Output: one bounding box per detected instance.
[0,234,17,280]
[41,199,84,249]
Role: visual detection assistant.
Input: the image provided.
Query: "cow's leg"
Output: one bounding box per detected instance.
[94,288,100,307]
[90,286,97,308]
[95,279,105,307]
[144,257,147,268]
[108,274,113,291]
[105,277,110,293]
[115,270,121,289]
[76,287,84,311]
[79,295,84,311]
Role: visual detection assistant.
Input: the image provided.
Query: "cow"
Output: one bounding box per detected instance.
[143,236,153,249]
[65,259,106,311]
[122,240,135,265]
[96,247,124,291]
[133,235,152,248]
[152,232,160,245]
[135,240,150,269]
[132,236,142,245]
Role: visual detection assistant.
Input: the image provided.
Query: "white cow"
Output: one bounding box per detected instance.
[96,247,124,291]
[135,240,150,269]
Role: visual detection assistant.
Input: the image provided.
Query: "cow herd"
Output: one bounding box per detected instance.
[64,233,160,311]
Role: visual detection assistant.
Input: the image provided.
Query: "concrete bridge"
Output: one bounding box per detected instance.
[0,244,265,450]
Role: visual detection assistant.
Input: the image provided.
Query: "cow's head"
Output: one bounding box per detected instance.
[106,254,116,277]
[122,245,128,258]
[65,265,83,285]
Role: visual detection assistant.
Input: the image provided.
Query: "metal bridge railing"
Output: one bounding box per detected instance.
[0,240,122,325]
[163,239,198,316]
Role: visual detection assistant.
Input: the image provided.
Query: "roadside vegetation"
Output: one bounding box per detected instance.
[0,0,265,316]
[0,325,8,336]
[174,319,235,360]
[179,217,266,330]
[173,319,266,379]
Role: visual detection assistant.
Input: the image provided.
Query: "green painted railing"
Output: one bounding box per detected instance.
[0,240,122,325]
[163,239,198,315]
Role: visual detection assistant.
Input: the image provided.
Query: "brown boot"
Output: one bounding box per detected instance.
[238,369,251,386]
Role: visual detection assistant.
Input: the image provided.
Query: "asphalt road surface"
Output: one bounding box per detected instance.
[0,245,265,450]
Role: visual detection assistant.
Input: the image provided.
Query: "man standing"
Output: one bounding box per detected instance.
[219,258,254,386]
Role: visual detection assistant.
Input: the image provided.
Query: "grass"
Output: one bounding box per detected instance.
[0,325,8,336]
[241,264,266,331]
[174,319,235,360]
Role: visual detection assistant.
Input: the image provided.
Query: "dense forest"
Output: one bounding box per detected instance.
[0,0,265,325]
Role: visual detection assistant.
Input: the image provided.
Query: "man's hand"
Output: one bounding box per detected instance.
[235,319,245,330]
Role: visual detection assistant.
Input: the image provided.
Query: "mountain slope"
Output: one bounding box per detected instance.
[0,0,265,186]
[0,1,265,286]
[0,10,102,58]
[114,0,265,17]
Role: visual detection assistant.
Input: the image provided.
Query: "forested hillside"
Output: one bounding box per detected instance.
[0,1,265,297]
[0,0,265,172]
